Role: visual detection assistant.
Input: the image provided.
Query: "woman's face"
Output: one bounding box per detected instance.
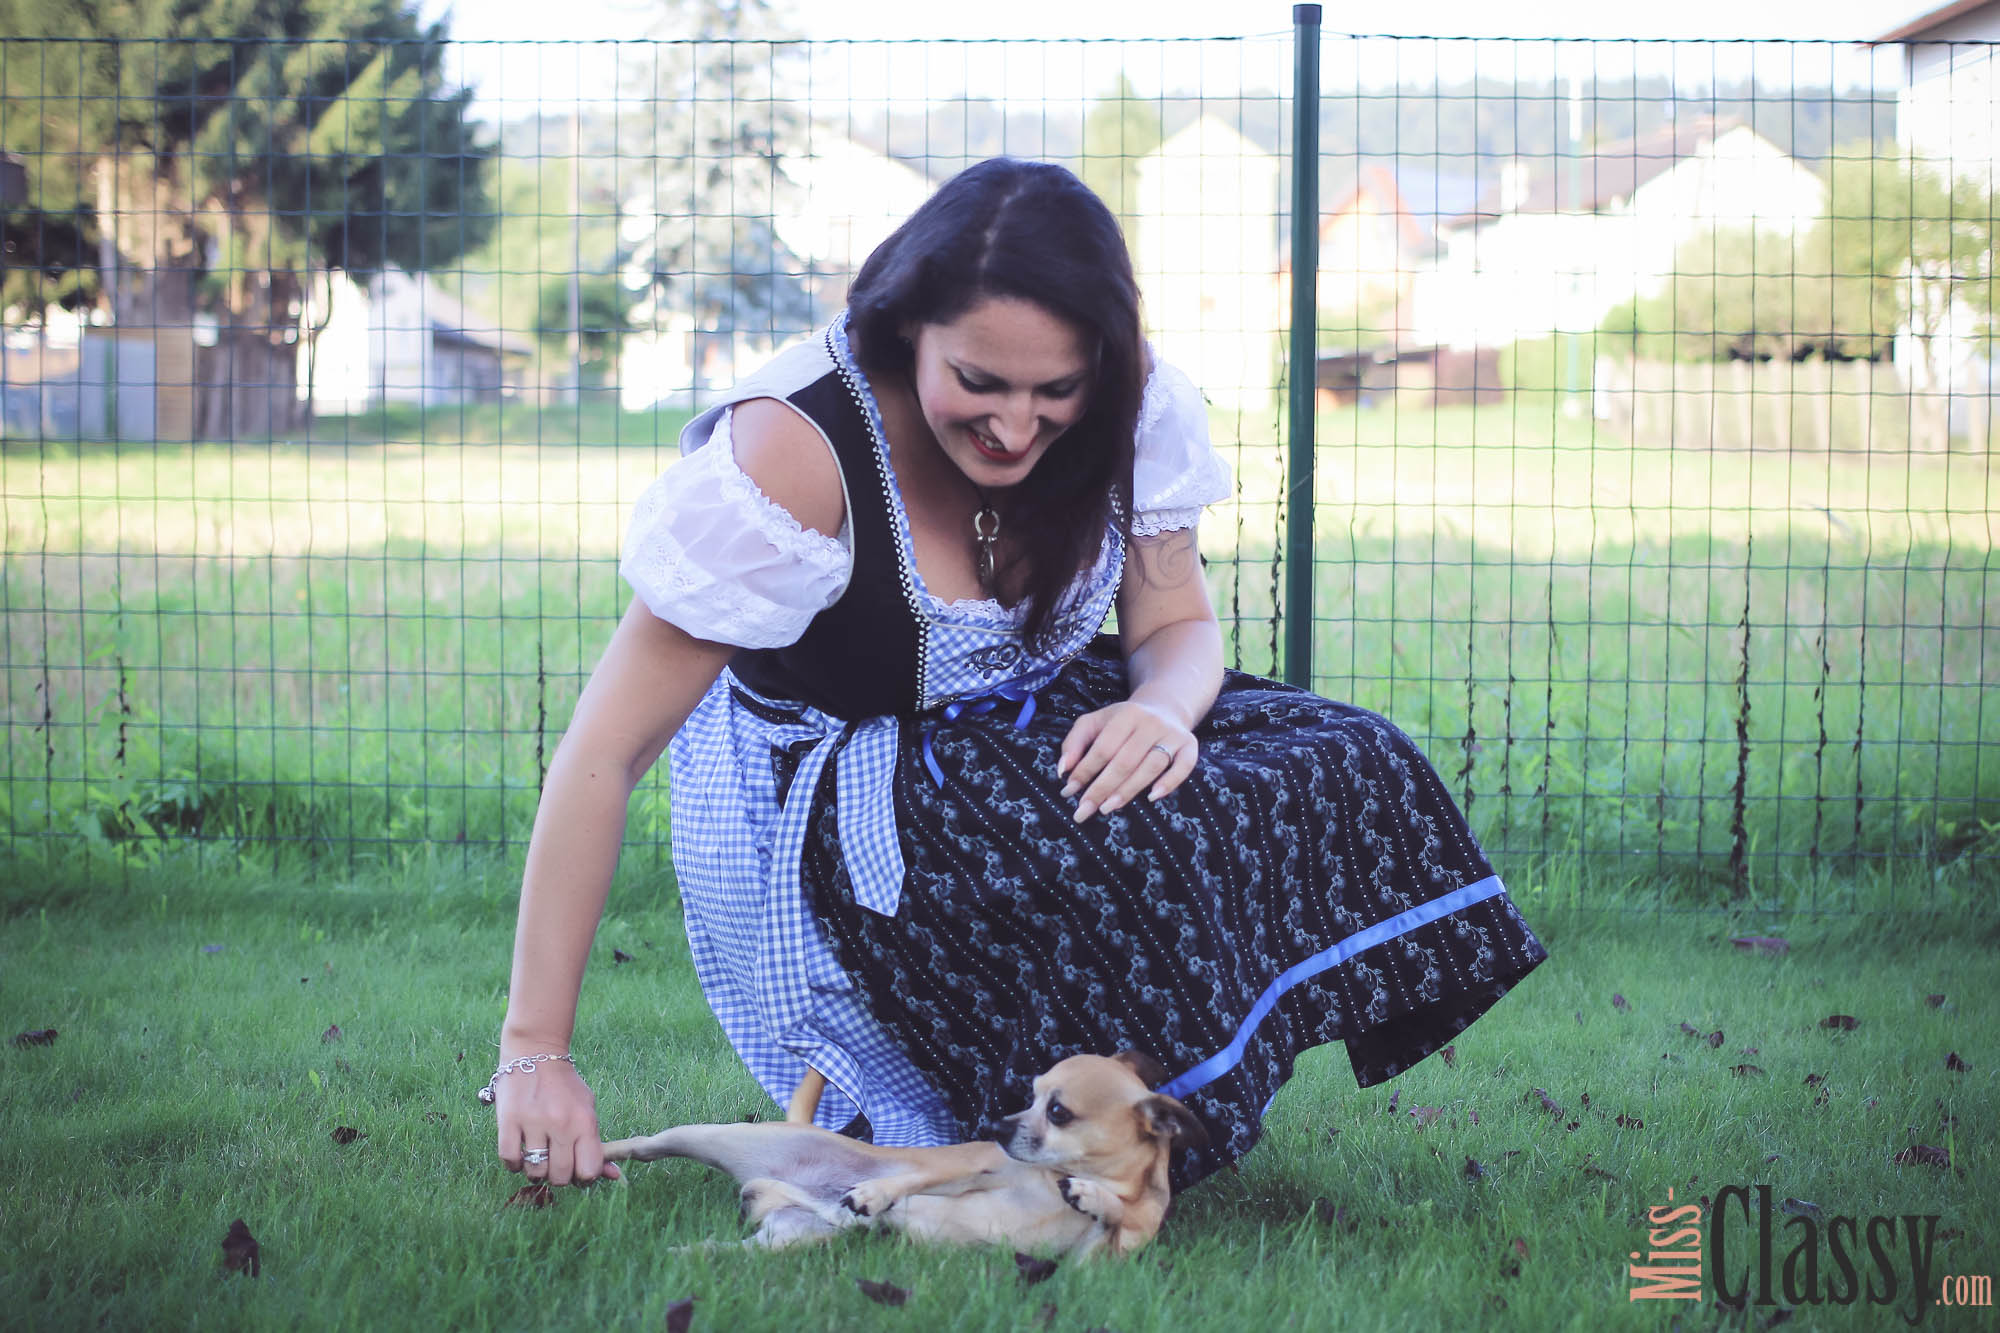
[903,295,1093,490]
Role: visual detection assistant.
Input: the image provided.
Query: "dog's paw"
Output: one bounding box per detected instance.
[1058,1175,1111,1221]
[840,1179,899,1218]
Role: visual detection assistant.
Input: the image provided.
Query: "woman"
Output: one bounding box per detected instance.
[490,158,1546,1190]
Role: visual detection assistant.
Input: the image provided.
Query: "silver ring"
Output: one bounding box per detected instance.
[522,1148,550,1166]
[1149,743,1175,761]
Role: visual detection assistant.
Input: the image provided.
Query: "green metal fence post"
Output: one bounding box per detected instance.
[1285,3,1321,688]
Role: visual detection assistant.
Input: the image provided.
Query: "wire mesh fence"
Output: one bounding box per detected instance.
[0,24,1993,901]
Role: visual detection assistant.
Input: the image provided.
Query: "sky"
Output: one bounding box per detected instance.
[414,0,1932,117]
[422,0,1933,43]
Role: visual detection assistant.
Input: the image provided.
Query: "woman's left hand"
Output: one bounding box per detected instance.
[1057,699,1198,822]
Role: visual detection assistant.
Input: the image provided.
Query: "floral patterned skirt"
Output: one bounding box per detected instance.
[799,640,1548,1188]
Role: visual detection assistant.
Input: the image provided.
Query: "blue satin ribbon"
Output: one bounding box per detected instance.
[1158,874,1512,1100]
[921,684,1039,786]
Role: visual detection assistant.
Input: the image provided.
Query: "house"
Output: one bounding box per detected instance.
[1875,0,1998,189]
[301,268,535,416]
[1131,115,1283,411]
[1870,0,1999,444]
[1411,118,1828,352]
[1305,162,1482,355]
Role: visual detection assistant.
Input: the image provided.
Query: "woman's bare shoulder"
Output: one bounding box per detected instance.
[728,396,848,539]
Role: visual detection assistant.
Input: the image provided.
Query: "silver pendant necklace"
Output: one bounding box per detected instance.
[970,484,1001,591]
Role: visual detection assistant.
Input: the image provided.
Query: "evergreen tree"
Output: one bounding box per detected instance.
[0,0,494,438]
[619,0,812,388]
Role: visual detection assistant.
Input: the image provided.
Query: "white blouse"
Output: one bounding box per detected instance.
[619,354,1234,650]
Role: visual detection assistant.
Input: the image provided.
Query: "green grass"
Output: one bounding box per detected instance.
[2,397,1995,879]
[1,848,1995,1330]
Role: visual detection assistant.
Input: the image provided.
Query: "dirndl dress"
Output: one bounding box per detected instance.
[620,315,1547,1187]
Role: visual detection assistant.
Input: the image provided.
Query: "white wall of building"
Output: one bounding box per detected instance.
[1132,116,1282,410]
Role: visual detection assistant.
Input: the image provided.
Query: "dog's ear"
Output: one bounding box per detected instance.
[1138,1094,1209,1151]
[1111,1049,1167,1088]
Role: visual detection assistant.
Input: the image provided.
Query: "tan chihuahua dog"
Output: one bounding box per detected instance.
[601,1051,1207,1258]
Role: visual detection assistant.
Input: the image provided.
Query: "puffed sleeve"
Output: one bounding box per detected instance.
[618,408,853,649]
[1132,356,1234,536]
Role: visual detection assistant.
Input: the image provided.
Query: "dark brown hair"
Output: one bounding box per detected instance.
[847,158,1144,652]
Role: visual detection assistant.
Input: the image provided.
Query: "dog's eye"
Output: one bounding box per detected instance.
[1046,1099,1073,1128]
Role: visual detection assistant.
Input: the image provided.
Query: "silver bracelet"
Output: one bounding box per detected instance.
[477,1052,574,1105]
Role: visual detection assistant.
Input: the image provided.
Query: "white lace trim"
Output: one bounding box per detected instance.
[1132,505,1205,537]
[618,409,852,649]
[696,409,852,570]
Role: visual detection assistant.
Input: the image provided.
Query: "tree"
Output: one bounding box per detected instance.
[1599,224,1882,364]
[537,270,633,387]
[1824,145,1997,426]
[0,0,495,438]
[1079,76,1163,256]
[619,0,813,386]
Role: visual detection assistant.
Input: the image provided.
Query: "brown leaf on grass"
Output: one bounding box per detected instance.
[1612,993,1630,1011]
[1580,1091,1591,1108]
[1804,1074,1825,1085]
[856,1278,909,1307]
[1440,1044,1456,1068]
[1582,1164,1618,1181]
[1386,1088,1400,1115]
[1679,1023,1700,1036]
[1616,1113,1644,1129]
[505,1183,555,1208]
[330,1126,364,1145]
[321,1024,342,1043]
[1566,1120,1580,1132]
[1926,994,1946,1008]
[1513,1237,1530,1260]
[1527,1088,1563,1116]
[221,1219,260,1277]
[1467,1109,1480,1125]
[1730,935,1789,956]
[1464,1157,1487,1181]
[664,1298,695,1333]
[1741,1047,1760,1056]
[1706,1030,1725,1049]
[1945,1051,1970,1072]
[1014,1252,1058,1285]
[11,1028,57,1047]
[612,948,634,965]
[1732,1065,1766,1077]
[1892,1145,1950,1168]
[1864,1097,1878,1110]
[1820,1014,1859,1030]
[1409,1106,1444,1128]
[1311,1197,1356,1231]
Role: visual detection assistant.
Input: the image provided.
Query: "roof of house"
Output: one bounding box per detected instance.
[1870,0,1999,42]
[1445,115,1773,224]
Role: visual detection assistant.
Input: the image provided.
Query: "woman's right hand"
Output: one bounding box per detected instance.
[493,1056,621,1186]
